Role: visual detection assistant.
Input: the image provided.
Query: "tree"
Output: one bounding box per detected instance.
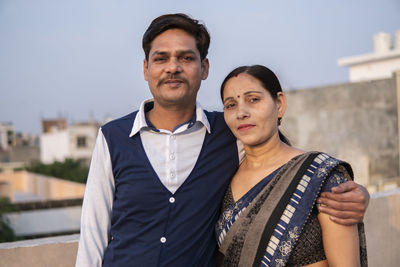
[0,198,18,242]
[26,158,89,184]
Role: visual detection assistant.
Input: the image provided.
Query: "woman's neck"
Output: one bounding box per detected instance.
[242,134,303,170]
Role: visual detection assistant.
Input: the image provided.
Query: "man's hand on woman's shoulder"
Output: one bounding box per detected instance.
[317,181,369,226]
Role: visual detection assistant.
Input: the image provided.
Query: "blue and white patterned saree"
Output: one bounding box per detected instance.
[215,152,367,267]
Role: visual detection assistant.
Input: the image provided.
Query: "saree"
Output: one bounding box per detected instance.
[215,152,367,267]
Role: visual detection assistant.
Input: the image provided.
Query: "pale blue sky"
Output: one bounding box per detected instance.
[1,0,399,134]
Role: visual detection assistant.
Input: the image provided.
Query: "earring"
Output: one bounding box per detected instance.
[277,117,282,126]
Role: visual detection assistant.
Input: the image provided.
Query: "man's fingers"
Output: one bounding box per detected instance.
[331,180,358,193]
[318,181,369,225]
[317,196,365,212]
[319,190,365,204]
[318,205,364,222]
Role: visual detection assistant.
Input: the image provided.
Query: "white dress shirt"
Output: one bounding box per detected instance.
[130,99,211,194]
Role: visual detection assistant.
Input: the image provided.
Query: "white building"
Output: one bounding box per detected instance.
[338,30,400,82]
[40,119,99,164]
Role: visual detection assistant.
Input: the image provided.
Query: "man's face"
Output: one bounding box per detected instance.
[143,29,209,107]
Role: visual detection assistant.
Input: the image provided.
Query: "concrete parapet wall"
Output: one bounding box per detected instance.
[282,77,399,189]
[0,235,79,267]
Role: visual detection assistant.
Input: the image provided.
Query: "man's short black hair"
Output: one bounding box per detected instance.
[142,13,210,61]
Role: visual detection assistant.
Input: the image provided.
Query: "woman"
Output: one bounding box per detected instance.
[215,65,367,267]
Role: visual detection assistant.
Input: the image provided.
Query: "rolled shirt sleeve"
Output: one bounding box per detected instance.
[75,128,115,267]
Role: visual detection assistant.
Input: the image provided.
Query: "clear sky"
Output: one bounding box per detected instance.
[1,0,399,134]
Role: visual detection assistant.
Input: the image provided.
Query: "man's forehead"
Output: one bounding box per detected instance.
[149,29,199,53]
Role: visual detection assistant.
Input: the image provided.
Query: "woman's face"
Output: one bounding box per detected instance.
[222,73,285,147]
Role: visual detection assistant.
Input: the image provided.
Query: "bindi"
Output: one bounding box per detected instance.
[237,95,240,98]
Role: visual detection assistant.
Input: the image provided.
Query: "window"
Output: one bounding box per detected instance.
[77,136,87,148]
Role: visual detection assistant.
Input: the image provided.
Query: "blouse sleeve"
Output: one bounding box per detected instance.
[320,166,352,193]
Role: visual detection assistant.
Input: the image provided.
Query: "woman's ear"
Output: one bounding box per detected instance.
[276,92,286,119]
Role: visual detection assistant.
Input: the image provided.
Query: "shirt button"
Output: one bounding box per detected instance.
[169,197,175,203]
[170,135,176,140]
[170,172,175,177]
[169,154,175,160]
[160,237,166,243]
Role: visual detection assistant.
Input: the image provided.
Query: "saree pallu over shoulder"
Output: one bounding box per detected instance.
[217,152,367,267]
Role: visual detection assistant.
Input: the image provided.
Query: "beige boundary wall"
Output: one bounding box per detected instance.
[0,171,85,202]
[0,189,399,266]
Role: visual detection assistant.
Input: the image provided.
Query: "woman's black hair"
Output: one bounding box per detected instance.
[220,65,291,145]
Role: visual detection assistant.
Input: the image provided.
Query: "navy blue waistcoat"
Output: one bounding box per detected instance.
[101,111,238,267]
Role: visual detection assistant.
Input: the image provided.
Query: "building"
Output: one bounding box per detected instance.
[40,118,100,165]
[338,30,400,82]
[0,123,40,166]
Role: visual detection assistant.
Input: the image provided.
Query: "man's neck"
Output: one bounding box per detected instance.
[147,101,196,132]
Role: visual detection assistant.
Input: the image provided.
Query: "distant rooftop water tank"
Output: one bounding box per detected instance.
[373,32,392,53]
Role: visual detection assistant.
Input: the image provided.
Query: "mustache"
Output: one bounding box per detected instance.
[157,74,189,87]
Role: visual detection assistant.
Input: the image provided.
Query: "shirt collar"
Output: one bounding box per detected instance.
[129,99,211,137]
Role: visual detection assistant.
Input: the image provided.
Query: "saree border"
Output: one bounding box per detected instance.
[257,153,347,267]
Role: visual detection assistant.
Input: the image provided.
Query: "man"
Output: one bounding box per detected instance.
[76,13,369,266]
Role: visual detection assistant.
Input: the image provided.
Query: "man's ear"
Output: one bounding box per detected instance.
[143,59,149,81]
[201,58,209,80]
